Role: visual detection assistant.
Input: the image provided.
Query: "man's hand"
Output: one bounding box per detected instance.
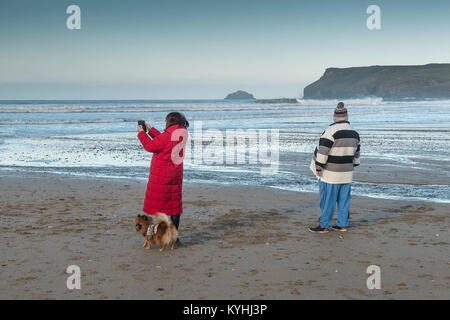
[316,170,322,177]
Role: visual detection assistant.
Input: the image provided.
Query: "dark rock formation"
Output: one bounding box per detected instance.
[225,90,255,100]
[303,64,450,100]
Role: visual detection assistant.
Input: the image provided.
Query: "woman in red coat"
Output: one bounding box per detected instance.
[137,112,189,229]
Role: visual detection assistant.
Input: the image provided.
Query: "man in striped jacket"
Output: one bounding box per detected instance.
[309,102,360,233]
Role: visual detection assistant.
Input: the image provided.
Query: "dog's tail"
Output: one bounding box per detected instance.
[155,213,171,226]
[155,213,179,240]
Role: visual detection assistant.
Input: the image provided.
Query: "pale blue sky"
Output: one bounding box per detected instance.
[1,0,449,99]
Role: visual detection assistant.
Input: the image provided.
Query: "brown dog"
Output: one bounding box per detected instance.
[134,213,178,252]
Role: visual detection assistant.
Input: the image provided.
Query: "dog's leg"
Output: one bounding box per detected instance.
[142,239,147,248]
[170,241,175,251]
[145,236,152,250]
[160,243,166,252]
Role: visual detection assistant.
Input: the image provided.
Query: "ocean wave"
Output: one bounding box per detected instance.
[297,97,450,107]
[0,119,136,125]
[0,104,323,114]
[1,98,449,114]
[297,97,385,106]
[0,108,439,126]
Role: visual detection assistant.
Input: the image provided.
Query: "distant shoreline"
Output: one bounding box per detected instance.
[2,97,450,104]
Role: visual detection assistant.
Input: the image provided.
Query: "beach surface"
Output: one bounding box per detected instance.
[0,170,449,299]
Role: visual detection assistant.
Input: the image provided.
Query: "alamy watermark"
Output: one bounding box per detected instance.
[170,121,279,175]
[67,5,381,31]
[366,5,381,30]
[66,265,81,290]
[66,5,81,30]
[366,265,381,290]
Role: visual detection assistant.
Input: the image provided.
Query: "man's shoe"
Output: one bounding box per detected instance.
[308,225,329,234]
[331,225,348,232]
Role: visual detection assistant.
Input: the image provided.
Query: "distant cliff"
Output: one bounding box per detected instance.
[225,90,254,100]
[303,64,450,100]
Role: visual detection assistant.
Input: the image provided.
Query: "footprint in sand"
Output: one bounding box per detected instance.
[119,264,130,271]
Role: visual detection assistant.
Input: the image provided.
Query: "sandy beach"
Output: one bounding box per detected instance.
[0,170,448,299]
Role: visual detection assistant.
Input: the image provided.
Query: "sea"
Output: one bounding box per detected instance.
[0,98,449,203]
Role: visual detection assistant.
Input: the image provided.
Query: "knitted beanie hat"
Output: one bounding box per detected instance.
[334,102,348,121]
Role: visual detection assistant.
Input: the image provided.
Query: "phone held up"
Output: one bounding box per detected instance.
[138,120,147,132]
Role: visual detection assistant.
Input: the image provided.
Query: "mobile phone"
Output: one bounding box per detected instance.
[138,120,147,132]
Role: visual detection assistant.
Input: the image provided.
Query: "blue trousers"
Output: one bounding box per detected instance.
[318,180,351,228]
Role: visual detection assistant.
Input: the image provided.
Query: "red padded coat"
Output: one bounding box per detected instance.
[138,124,188,216]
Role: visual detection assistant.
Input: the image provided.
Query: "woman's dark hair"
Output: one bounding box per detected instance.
[165,112,189,129]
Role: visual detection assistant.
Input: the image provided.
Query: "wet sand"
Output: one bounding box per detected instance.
[0,170,449,299]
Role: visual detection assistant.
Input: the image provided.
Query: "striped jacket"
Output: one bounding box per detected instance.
[310,121,360,184]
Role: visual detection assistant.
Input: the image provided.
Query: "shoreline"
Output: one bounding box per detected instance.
[1,166,449,204]
[0,170,449,299]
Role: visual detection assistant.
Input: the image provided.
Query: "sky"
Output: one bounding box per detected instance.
[0,0,449,99]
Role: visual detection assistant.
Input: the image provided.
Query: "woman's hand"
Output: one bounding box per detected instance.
[145,124,151,132]
[137,125,144,133]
